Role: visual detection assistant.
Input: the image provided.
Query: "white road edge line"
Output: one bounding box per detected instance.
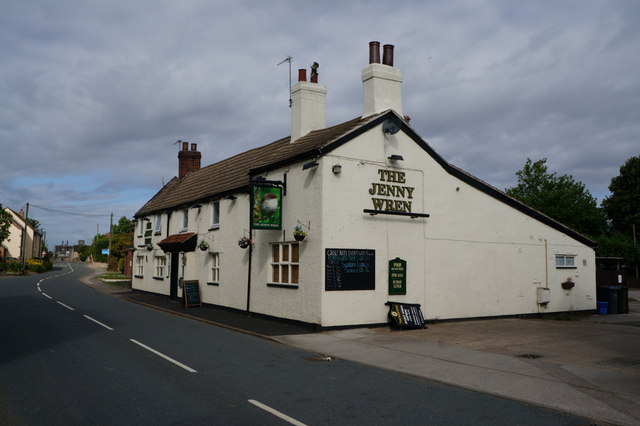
[248,399,308,426]
[42,292,52,299]
[83,315,114,331]
[56,301,75,310]
[129,339,197,373]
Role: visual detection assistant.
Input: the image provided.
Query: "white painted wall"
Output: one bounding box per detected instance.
[132,122,596,328]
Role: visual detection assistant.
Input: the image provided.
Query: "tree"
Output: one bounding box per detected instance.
[26,218,43,234]
[0,205,11,248]
[505,158,606,238]
[602,156,640,236]
[112,216,134,235]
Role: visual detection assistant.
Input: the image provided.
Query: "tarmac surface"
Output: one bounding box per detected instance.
[79,264,640,426]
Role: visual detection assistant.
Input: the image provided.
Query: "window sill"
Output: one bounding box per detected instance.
[207,282,220,286]
[556,266,577,269]
[267,283,299,289]
[152,276,164,281]
[154,231,162,236]
[134,275,143,279]
[208,226,220,231]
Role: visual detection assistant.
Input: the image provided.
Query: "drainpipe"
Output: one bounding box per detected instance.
[544,239,549,288]
[246,228,253,315]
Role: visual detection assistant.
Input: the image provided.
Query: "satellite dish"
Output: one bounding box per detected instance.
[382,117,402,135]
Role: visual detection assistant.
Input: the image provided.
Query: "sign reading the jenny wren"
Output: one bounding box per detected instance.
[369,169,415,213]
[325,249,375,291]
[251,185,282,230]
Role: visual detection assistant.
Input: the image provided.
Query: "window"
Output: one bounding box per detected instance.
[271,243,299,284]
[136,255,145,276]
[210,253,220,283]
[144,221,152,245]
[211,201,220,229]
[182,209,189,230]
[556,255,576,268]
[154,214,162,235]
[155,256,166,278]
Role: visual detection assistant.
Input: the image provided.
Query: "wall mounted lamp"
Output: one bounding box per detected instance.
[191,203,202,209]
[224,195,237,200]
[388,155,404,161]
[332,164,342,174]
[303,161,319,170]
[142,217,151,221]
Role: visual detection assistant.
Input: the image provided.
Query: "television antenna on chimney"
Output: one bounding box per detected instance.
[277,55,293,108]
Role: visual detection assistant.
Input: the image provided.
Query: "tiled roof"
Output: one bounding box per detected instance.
[135,114,382,217]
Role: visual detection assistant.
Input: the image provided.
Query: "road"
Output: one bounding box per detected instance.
[0,263,590,425]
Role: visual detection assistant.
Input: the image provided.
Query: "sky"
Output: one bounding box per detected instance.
[1,0,638,251]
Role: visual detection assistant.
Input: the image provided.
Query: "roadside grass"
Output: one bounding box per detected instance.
[99,272,131,281]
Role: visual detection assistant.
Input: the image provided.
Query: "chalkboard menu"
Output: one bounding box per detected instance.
[386,302,425,329]
[182,280,201,308]
[325,249,375,291]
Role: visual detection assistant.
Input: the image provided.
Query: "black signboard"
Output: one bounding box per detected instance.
[386,302,425,329]
[182,280,201,308]
[325,249,375,291]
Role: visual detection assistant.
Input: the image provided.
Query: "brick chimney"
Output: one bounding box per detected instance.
[178,141,201,179]
[290,63,327,143]
[362,41,403,117]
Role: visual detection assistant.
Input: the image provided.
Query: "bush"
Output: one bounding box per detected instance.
[7,261,25,274]
[118,258,124,273]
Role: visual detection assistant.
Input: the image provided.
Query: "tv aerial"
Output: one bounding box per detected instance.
[277,55,293,108]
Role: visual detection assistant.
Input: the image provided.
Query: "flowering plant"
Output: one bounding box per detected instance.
[293,225,307,241]
[238,236,252,248]
[198,241,210,251]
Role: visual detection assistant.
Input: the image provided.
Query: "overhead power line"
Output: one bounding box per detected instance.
[29,204,112,218]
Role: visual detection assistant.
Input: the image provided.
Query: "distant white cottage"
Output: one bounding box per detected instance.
[133,42,596,327]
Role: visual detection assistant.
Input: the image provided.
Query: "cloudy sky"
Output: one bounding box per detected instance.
[1,0,638,250]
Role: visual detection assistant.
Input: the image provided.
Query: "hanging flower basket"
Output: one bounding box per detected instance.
[198,241,210,251]
[146,244,154,251]
[293,225,307,241]
[561,277,575,290]
[238,236,252,249]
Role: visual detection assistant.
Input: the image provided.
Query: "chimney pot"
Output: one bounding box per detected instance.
[298,69,307,82]
[382,44,394,66]
[178,141,201,179]
[369,41,381,64]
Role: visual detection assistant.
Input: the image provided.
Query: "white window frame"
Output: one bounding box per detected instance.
[155,255,166,278]
[210,252,220,283]
[154,214,162,235]
[182,209,189,230]
[136,255,145,276]
[555,254,576,269]
[271,243,299,284]
[211,200,220,230]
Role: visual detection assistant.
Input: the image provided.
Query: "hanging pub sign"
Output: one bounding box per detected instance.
[388,257,406,295]
[251,185,282,230]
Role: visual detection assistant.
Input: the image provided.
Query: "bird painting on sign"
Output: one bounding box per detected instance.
[251,185,282,230]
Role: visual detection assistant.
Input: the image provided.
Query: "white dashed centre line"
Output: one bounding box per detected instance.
[129,339,197,373]
[56,301,75,311]
[83,315,114,331]
[248,399,308,426]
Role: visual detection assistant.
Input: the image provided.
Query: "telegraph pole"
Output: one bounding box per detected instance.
[108,212,113,270]
[20,203,29,268]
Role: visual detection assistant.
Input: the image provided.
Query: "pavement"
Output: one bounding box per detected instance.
[80,263,640,426]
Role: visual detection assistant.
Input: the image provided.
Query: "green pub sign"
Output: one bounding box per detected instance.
[251,185,282,230]
[388,257,407,295]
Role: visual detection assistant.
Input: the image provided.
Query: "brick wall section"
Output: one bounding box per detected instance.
[178,142,201,179]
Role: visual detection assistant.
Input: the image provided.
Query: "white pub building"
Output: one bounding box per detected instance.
[132,42,597,328]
